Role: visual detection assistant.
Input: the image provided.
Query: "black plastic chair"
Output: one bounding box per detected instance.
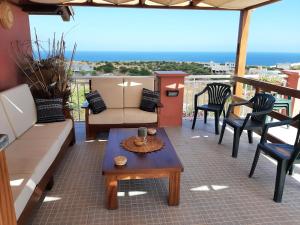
[249,114,300,203]
[218,93,276,158]
[192,83,231,134]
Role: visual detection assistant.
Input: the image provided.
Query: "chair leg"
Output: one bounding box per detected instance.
[247,130,253,144]
[192,109,198,129]
[204,110,208,124]
[218,122,227,144]
[273,160,288,203]
[214,112,220,135]
[222,109,226,118]
[232,128,241,158]
[288,164,294,176]
[249,146,261,177]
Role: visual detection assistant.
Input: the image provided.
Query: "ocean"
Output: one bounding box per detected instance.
[66,51,300,66]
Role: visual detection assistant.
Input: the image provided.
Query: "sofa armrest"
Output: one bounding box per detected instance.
[0,134,9,151]
[63,105,74,120]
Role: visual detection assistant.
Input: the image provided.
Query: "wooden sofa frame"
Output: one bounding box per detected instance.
[17,110,76,225]
[82,79,162,140]
[82,101,160,140]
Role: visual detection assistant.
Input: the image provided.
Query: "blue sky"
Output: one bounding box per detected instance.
[29,0,300,52]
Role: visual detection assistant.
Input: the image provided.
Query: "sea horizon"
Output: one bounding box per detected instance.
[66,51,300,66]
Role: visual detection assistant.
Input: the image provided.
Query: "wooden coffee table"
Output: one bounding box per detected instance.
[102,128,184,209]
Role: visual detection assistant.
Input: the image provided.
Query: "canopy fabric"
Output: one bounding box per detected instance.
[28,0,279,10]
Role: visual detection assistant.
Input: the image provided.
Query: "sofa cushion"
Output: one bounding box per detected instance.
[19,119,73,148]
[124,108,157,124]
[140,88,160,112]
[6,119,72,219]
[89,109,124,125]
[91,77,124,108]
[9,173,34,220]
[85,91,107,114]
[0,101,16,144]
[6,139,59,219]
[35,98,65,123]
[124,76,155,108]
[0,84,37,137]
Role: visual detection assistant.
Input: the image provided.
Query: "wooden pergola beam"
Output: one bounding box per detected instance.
[62,2,238,11]
[233,9,252,115]
[245,0,281,10]
[16,0,281,12]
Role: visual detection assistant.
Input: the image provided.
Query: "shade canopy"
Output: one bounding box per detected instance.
[26,0,280,10]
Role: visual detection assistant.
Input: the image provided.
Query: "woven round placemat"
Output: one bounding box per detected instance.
[121,136,164,153]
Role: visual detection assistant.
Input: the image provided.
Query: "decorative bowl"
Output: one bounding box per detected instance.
[134,137,146,146]
[114,156,127,166]
[147,128,157,135]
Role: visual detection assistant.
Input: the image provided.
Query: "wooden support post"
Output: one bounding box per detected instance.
[0,135,17,225]
[234,9,252,115]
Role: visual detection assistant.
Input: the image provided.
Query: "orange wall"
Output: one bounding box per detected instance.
[283,70,300,116]
[156,71,188,127]
[0,3,31,92]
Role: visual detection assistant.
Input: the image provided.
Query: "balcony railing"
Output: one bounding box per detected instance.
[70,74,288,122]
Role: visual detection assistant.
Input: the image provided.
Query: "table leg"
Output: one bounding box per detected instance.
[168,172,180,206]
[105,175,118,209]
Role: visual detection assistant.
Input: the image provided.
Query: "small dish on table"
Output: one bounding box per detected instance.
[147,128,157,136]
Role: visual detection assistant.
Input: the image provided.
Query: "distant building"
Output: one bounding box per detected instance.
[207,61,235,74]
[276,63,291,70]
[72,61,94,72]
[249,66,281,75]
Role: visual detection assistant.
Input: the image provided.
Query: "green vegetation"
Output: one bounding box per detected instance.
[259,74,284,85]
[94,62,115,73]
[85,61,212,76]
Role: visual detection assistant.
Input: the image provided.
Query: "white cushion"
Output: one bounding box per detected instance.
[6,120,72,219]
[124,108,157,124]
[6,139,59,219]
[89,109,124,125]
[0,100,16,144]
[91,77,124,109]
[19,119,73,148]
[124,76,155,108]
[9,173,35,220]
[0,84,37,137]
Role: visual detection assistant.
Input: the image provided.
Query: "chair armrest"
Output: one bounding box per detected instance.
[265,120,292,129]
[225,101,250,118]
[246,109,273,117]
[229,101,250,107]
[194,87,207,108]
[260,119,292,144]
[0,134,9,151]
[195,88,207,98]
[81,100,89,109]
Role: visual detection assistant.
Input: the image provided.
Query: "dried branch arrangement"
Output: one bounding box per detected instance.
[12,31,77,108]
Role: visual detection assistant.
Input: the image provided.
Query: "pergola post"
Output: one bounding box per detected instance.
[234,9,252,115]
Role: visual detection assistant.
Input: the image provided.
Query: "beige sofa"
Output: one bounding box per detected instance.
[83,76,159,139]
[0,84,75,224]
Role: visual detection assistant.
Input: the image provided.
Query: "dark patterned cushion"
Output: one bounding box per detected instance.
[35,98,65,123]
[140,88,160,112]
[85,91,107,114]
